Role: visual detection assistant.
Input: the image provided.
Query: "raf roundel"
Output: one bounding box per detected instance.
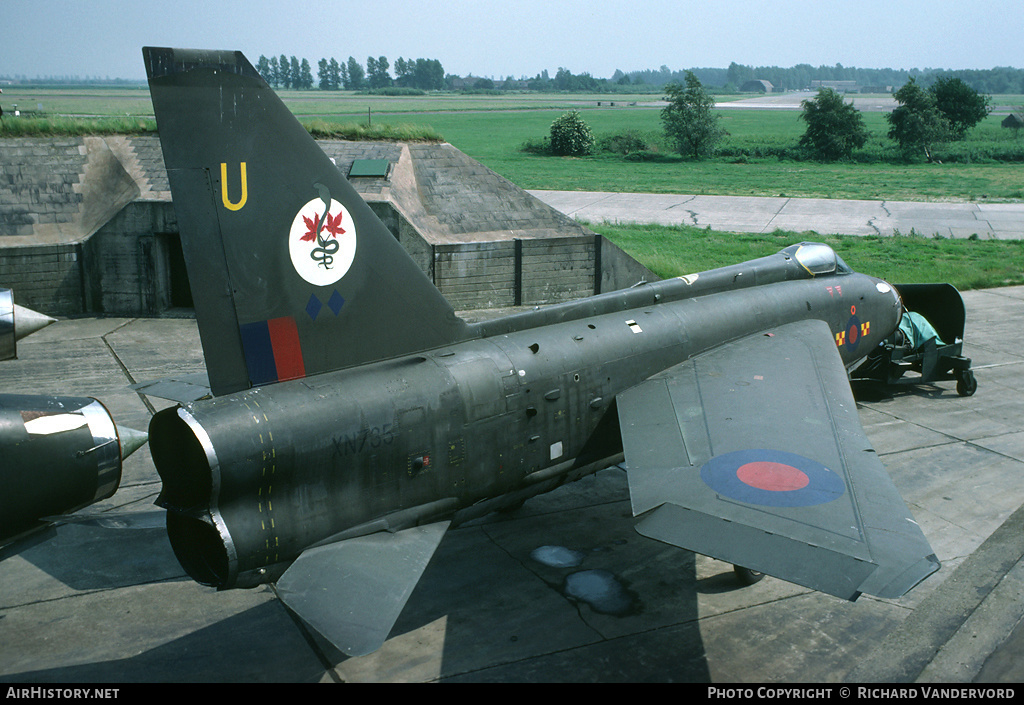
[288,197,357,287]
[844,313,862,353]
[700,449,846,507]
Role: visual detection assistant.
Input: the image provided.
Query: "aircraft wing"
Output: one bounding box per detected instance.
[274,521,449,657]
[617,319,939,600]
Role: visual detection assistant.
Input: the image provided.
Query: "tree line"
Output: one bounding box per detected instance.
[255,53,1024,95]
[255,53,612,92]
[256,54,445,91]
[619,63,1024,95]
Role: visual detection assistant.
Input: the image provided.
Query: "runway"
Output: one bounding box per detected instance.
[2,281,1024,682]
[530,191,1024,240]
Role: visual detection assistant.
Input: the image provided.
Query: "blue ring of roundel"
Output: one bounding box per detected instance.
[700,448,846,507]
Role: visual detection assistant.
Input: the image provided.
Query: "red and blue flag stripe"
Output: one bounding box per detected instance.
[240,316,306,386]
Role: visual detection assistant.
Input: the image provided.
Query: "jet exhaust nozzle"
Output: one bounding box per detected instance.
[149,389,372,592]
[149,406,234,588]
[0,394,138,544]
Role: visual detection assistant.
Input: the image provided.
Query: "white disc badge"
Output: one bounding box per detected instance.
[288,198,357,286]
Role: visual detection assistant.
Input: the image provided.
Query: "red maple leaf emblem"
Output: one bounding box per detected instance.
[300,210,345,241]
[324,210,346,237]
[300,212,321,242]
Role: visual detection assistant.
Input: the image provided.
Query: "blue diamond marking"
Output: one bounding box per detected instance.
[328,290,345,316]
[306,294,323,321]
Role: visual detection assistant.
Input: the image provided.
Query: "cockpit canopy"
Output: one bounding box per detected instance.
[780,243,852,277]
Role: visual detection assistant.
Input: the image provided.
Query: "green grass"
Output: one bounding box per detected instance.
[0,115,157,136]
[3,86,1022,203]
[0,87,154,117]
[373,109,1024,202]
[0,85,659,118]
[301,119,442,142]
[590,221,1024,290]
[0,113,439,142]
[282,89,661,117]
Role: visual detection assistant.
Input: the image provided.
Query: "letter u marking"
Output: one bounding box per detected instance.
[221,162,248,211]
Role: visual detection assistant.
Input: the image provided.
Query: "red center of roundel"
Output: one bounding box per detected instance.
[736,461,811,492]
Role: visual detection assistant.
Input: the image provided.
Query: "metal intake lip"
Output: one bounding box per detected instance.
[151,405,238,589]
[78,399,123,502]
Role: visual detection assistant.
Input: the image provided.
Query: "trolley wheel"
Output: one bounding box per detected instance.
[956,370,977,397]
[734,565,765,586]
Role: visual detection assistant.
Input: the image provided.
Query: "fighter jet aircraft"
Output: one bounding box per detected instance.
[143,47,939,657]
[0,393,149,545]
[0,290,149,545]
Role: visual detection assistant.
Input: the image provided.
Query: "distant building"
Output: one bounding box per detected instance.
[810,80,860,93]
[740,79,773,93]
[499,78,529,90]
[1002,112,1024,132]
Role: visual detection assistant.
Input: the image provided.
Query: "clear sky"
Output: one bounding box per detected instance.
[1,0,1020,81]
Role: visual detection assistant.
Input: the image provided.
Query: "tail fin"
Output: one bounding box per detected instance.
[143,47,468,396]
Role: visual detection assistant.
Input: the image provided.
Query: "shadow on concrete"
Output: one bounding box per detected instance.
[319,470,713,682]
[0,602,325,683]
[850,378,962,403]
[2,514,182,592]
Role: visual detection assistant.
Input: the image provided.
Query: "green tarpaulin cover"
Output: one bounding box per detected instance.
[899,311,944,349]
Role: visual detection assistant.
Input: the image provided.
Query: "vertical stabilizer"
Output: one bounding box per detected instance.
[144,47,469,395]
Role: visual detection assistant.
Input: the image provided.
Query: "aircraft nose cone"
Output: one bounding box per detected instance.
[876,279,904,330]
[118,426,149,460]
[14,304,57,341]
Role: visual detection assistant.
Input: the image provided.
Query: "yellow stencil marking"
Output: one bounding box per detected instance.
[249,398,281,566]
[221,162,248,211]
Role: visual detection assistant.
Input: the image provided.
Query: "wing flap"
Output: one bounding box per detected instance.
[275,521,449,657]
[618,319,939,600]
[637,503,874,600]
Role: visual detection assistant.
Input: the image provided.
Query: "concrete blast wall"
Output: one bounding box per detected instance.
[1,137,654,317]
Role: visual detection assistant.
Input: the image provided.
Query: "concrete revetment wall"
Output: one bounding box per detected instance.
[1,136,653,317]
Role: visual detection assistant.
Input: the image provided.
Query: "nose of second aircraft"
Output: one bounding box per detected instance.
[875,279,904,333]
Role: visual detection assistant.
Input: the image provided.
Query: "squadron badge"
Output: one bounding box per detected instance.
[288,197,357,286]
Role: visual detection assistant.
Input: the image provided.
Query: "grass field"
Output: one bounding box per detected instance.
[0,86,661,118]
[369,109,1024,202]
[3,86,1022,202]
[590,222,1024,291]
